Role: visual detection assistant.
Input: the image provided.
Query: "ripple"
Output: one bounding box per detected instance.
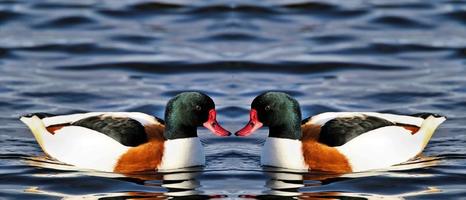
[372,2,434,9]
[301,104,340,115]
[56,61,410,74]
[281,2,367,18]
[188,5,278,15]
[450,47,466,59]
[193,33,275,43]
[97,9,136,18]
[308,35,356,44]
[321,43,449,55]
[370,16,432,28]
[0,47,12,58]
[125,104,164,114]
[33,2,92,9]
[14,43,142,55]
[20,91,106,103]
[110,34,158,45]
[33,16,96,28]
[281,2,336,11]
[129,2,184,11]
[217,106,248,118]
[97,2,185,19]
[0,0,465,199]
[0,10,23,24]
[362,91,446,104]
[443,10,466,25]
[369,43,448,54]
[161,90,226,98]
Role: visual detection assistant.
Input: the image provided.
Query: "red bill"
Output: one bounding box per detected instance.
[203,109,231,136]
[235,109,263,136]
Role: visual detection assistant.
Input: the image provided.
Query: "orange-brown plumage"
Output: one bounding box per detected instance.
[301,123,351,173]
[114,123,165,173]
[301,123,321,141]
[46,124,68,134]
[300,121,424,173]
[301,139,352,173]
[401,125,420,134]
[236,92,445,173]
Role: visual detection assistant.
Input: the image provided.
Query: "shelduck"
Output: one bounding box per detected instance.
[235,92,445,173]
[21,92,230,173]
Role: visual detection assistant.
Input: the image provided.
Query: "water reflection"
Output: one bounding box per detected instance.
[23,157,222,199]
[251,157,443,199]
[1,0,466,199]
[256,171,441,200]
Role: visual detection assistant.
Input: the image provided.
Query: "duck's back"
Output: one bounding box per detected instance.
[72,115,149,146]
[21,112,167,172]
[301,112,429,146]
[301,112,445,172]
[38,112,165,147]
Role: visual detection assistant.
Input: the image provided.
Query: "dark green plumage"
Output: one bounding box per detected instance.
[251,92,302,140]
[164,92,216,139]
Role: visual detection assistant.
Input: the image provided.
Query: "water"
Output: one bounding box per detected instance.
[1,0,465,199]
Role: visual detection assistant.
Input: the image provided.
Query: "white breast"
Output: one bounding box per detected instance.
[158,137,205,171]
[261,137,308,170]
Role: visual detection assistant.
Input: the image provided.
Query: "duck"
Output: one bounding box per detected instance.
[235,92,446,173]
[20,92,231,173]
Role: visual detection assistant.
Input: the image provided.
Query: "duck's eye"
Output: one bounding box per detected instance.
[265,105,271,111]
[195,105,202,111]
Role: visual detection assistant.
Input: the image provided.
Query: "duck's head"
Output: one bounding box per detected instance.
[164,92,231,139]
[235,92,302,139]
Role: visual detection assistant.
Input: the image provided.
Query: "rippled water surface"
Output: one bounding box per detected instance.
[1,0,466,199]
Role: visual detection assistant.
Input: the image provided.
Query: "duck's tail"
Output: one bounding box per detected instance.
[20,115,52,155]
[416,115,446,152]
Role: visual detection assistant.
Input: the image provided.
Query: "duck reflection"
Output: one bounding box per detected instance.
[260,168,345,197]
[123,169,232,199]
[120,169,204,197]
[24,168,227,199]
[24,157,225,199]
[24,154,441,199]
[250,172,442,200]
[253,156,442,200]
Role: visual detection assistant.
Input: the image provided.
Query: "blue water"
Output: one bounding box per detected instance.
[1,0,466,199]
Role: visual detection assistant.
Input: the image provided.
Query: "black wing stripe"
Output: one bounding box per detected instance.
[71,115,148,147]
[318,115,394,147]
[410,112,444,119]
[22,112,56,119]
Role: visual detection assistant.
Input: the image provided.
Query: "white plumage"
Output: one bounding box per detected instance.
[42,112,160,127]
[261,137,308,170]
[158,138,205,171]
[307,112,424,127]
[335,115,446,172]
[262,112,445,172]
[21,116,129,172]
[20,112,203,172]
